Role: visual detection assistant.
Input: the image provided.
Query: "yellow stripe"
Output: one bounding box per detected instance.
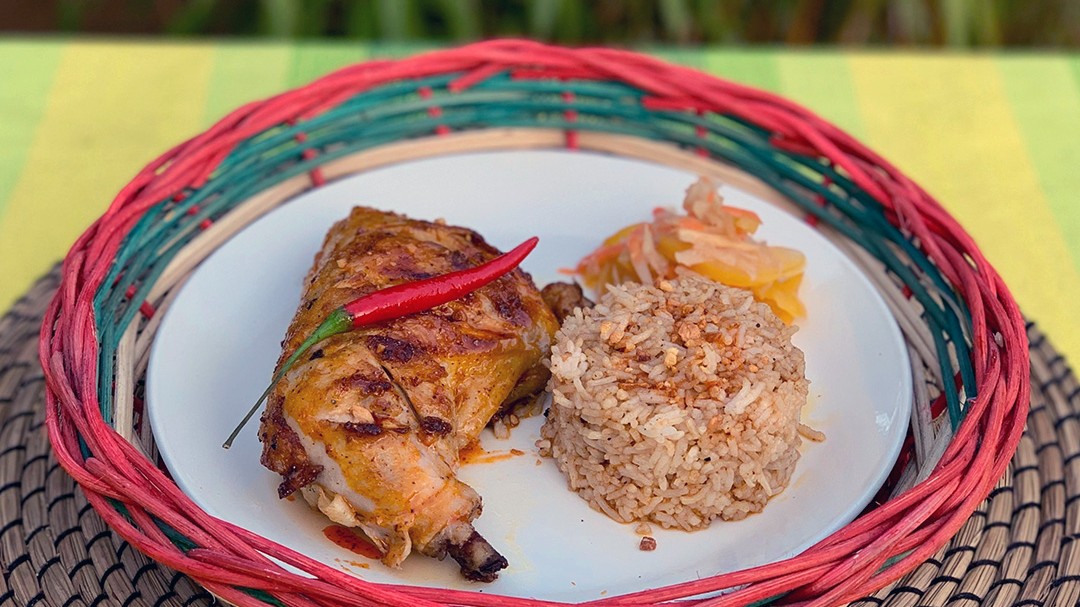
[0,41,214,312]
[850,54,1080,364]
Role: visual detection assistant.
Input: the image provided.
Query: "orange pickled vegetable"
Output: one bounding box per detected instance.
[572,178,806,323]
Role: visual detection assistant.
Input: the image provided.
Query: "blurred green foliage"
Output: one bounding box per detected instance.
[7,0,1079,46]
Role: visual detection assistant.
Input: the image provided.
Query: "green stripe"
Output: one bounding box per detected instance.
[286,41,371,88]
[702,48,781,92]
[998,55,1080,273]
[0,40,64,221]
[203,43,291,125]
[776,51,864,137]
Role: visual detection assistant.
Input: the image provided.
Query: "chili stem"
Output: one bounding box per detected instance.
[222,236,539,449]
[222,308,350,449]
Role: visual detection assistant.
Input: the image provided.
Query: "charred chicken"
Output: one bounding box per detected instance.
[258,207,558,581]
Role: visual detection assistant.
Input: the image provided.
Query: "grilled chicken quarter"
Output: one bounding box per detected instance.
[258,207,558,581]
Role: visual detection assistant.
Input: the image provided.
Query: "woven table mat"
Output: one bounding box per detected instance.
[0,268,213,607]
[1,268,1077,607]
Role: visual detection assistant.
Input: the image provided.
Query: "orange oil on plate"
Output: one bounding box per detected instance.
[323,525,382,560]
[460,439,525,465]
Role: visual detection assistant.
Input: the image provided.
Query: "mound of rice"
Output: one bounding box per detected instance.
[538,274,811,530]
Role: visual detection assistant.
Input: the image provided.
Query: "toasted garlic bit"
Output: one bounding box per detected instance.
[599,320,615,340]
[635,521,653,536]
[677,321,702,347]
[663,347,679,368]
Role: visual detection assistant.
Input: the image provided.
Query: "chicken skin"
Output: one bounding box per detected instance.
[258,207,558,581]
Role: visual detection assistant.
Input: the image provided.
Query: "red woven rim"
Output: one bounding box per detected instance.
[40,40,1029,607]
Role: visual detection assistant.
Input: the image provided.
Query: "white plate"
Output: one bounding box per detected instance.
[147,150,911,601]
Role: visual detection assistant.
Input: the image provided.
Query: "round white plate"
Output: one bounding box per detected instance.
[147,150,911,601]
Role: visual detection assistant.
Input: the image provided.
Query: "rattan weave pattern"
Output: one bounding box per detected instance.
[0,270,213,607]
[2,270,1077,606]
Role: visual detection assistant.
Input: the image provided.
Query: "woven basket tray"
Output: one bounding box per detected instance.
[38,40,1029,606]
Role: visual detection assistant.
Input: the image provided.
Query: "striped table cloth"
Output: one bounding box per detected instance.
[2,40,1077,365]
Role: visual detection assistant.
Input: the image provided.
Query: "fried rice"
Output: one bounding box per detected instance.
[538,274,812,530]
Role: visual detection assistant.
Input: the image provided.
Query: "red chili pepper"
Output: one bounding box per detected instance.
[223,236,539,448]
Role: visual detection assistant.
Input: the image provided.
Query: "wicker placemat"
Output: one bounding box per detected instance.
[2,267,1077,607]
[0,269,214,607]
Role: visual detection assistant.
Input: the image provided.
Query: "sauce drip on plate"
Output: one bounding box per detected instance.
[323,525,382,559]
[460,439,525,465]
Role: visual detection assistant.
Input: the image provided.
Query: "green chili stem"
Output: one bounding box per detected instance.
[222,308,350,449]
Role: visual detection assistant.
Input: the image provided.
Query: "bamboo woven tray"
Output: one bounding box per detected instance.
[35,41,1037,605]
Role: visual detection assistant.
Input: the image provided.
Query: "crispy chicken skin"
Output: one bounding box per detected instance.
[258,207,558,581]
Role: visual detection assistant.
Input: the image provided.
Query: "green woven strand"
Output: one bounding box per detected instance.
[751,152,973,424]
[779,151,978,404]
[241,589,286,607]
[110,499,198,551]
[746,595,787,607]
